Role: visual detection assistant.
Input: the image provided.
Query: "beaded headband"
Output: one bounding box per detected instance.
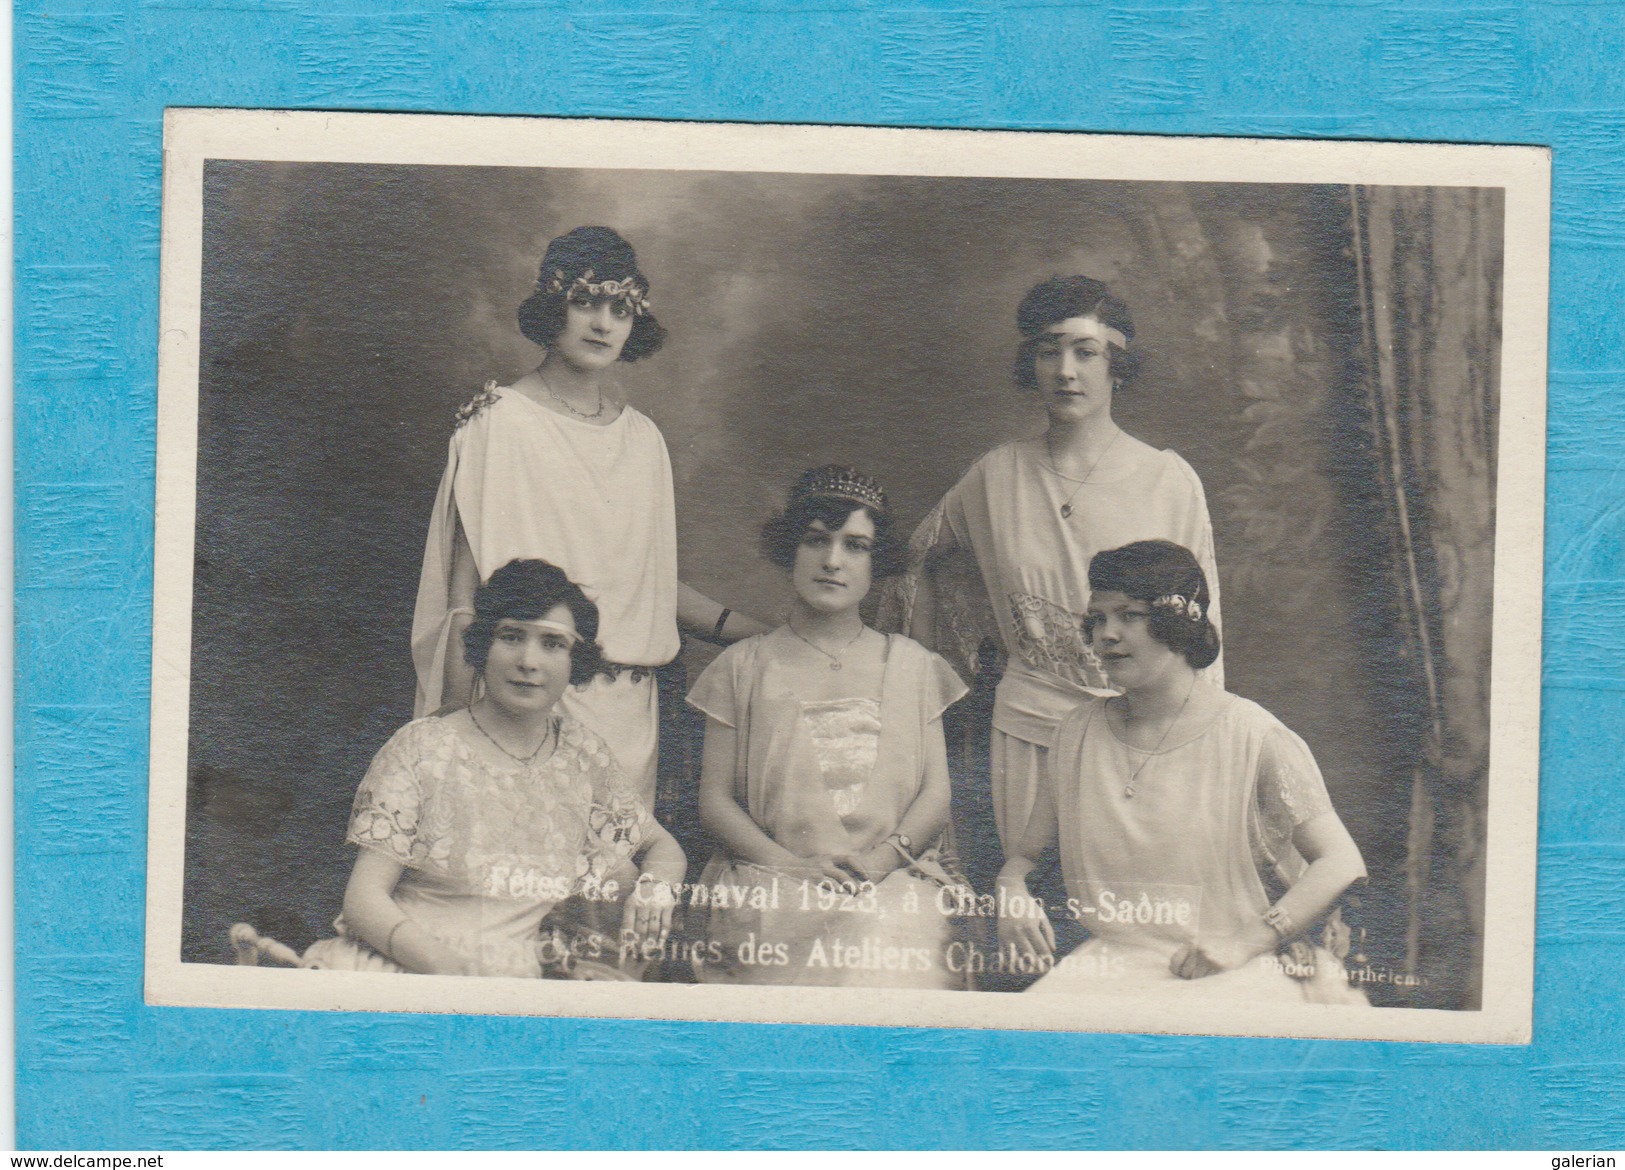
[542,268,652,316]
[793,467,888,514]
[1153,594,1204,622]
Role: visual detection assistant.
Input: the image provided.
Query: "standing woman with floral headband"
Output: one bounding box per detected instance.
[890,276,1224,871]
[412,226,767,811]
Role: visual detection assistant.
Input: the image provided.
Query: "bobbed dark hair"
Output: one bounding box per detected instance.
[462,558,604,686]
[1086,539,1220,670]
[759,465,908,581]
[1013,274,1142,392]
[516,226,667,361]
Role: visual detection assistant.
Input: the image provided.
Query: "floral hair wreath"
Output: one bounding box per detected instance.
[543,267,652,316]
[1153,594,1204,622]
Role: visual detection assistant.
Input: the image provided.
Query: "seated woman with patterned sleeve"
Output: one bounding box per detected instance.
[303,558,686,978]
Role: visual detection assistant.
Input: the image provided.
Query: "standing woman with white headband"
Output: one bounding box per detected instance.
[894,276,1223,884]
[412,226,767,812]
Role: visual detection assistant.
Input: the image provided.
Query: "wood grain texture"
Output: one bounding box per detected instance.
[12,0,1621,1150]
[1379,9,1521,110]
[130,1075,307,1147]
[19,704,140,853]
[17,485,127,590]
[1549,372,1625,471]
[17,13,128,118]
[16,958,139,1069]
[1533,1063,1625,1147]
[1539,846,1625,942]
[294,15,438,104]
[1107,7,1207,112]
[18,266,125,380]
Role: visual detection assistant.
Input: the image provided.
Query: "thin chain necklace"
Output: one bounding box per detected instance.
[1117,675,1198,799]
[1048,427,1121,519]
[786,620,866,672]
[469,703,558,766]
[539,371,605,420]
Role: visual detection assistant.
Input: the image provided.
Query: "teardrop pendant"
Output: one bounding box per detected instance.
[830,661,842,671]
[1060,503,1073,519]
[1123,785,1135,799]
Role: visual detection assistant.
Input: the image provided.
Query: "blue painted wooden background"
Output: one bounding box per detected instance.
[13,0,1624,1150]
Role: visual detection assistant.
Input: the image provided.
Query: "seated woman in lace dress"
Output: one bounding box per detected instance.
[303,558,686,978]
[996,541,1367,1002]
[686,467,970,988]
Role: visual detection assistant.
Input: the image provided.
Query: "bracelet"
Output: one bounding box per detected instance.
[383,918,408,958]
[1263,904,1296,941]
[712,608,732,641]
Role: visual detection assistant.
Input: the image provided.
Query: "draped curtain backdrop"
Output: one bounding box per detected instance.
[1351,186,1502,1009]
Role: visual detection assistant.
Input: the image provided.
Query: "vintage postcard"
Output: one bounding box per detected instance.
[146,109,1546,1042]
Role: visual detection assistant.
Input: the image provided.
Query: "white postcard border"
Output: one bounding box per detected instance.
[147,109,1548,1044]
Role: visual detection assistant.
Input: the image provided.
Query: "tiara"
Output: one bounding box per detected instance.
[1153,594,1204,622]
[543,267,651,316]
[794,467,888,514]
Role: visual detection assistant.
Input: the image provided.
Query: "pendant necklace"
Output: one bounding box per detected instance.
[1051,428,1121,519]
[469,704,558,766]
[787,621,866,671]
[1119,675,1197,799]
[539,371,605,420]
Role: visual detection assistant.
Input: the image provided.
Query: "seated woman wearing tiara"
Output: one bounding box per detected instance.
[997,541,1367,1002]
[685,467,970,989]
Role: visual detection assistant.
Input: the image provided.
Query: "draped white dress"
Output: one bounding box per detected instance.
[410,385,681,807]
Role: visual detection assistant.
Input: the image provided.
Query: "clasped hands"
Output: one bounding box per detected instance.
[799,847,897,890]
[1167,930,1272,980]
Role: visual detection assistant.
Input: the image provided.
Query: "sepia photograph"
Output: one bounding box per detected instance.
[144,110,1546,1042]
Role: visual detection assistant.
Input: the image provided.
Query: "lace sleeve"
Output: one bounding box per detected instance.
[346,724,433,867]
[1251,723,1336,879]
[875,494,997,683]
[875,498,950,636]
[579,733,652,887]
